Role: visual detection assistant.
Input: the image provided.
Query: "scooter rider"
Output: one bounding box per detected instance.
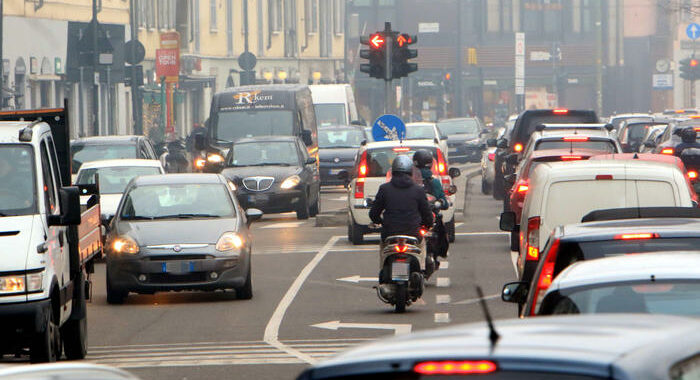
[674,127,700,156]
[413,149,450,259]
[369,155,434,241]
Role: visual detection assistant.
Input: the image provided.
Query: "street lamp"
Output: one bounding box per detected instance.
[277,70,288,81]
[263,71,273,82]
[312,71,322,82]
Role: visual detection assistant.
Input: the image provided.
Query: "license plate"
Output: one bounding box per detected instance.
[164,261,192,274]
[391,262,410,281]
[249,194,269,203]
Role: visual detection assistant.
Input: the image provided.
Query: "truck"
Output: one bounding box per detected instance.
[0,107,102,362]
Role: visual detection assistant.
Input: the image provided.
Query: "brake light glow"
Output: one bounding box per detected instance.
[420,229,427,236]
[393,147,411,152]
[661,148,674,155]
[436,149,447,175]
[529,238,560,316]
[596,174,613,180]
[357,151,368,178]
[526,216,540,261]
[394,244,408,253]
[615,233,659,240]
[354,178,365,199]
[553,109,569,114]
[488,153,495,161]
[516,182,529,193]
[689,170,698,180]
[561,155,583,160]
[514,143,523,153]
[563,136,589,142]
[414,361,497,375]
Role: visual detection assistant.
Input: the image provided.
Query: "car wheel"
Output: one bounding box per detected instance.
[30,298,61,363]
[106,271,127,305]
[446,219,456,243]
[348,218,364,245]
[236,266,253,300]
[481,177,491,195]
[309,190,320,217]
[296,191,310,220]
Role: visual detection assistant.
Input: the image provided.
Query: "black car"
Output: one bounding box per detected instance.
[221,136,321,220]
[492,109,598,199]
[70,135,158,174]
[437,117,487,163]
[318,125,366,186]
[297,314,700,380]
[648,119,700,155]
[105,174,262,304]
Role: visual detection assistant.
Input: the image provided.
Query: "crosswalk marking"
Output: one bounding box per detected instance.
[436,294,451,304]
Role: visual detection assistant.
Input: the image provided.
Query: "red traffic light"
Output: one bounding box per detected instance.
[691,59,699,67]
[370,33,385,49]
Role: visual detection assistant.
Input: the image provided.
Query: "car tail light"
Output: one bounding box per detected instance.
[514,143,523,153]
[615,232,659,240]
[525,216,540,261]
[436,149,447,175]
[563,136,589,142]
[488,153,495,161]
[530,238,560,316]
[561,155,583,160]
[354,178,365,199]
[358,151,368,178]
[661,148,674,155]
[689,170,698,180]
[516,180,529,193]
[553,109,569,114]
[596,174,613,180]
[414,361,497,375]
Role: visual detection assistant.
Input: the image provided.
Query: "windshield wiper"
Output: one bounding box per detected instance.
[247,162,292,166]
[151,213,221,219]
[123,215,155,220]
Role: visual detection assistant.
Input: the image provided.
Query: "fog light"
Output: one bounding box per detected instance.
[210,272,218,279]
[138,274,147,282]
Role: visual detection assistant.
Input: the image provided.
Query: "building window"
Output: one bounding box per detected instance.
[284,0,297,57]
[305,0,318,33]
[543,0,562,35]
[581,0,593,33]
[333,0,343,35]
[269,0,282,32]
[486,0,500,33]
[210,0,218,31]
[522,0,540,33]
[139,0,156,29]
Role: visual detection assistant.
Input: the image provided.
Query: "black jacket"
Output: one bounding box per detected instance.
[369,173,434,237]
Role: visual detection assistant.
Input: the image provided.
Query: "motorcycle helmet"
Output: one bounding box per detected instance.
[681,127,698,144]
[413,149,433,169]
[392,155,413,175]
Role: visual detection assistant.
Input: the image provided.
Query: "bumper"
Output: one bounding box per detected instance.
[320,163,353,186]
[448,145,483,163]
[237,189,305,214]
[107,255,250,292]
[0,298,50,350]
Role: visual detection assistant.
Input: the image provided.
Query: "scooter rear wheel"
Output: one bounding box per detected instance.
[394,284,407,313]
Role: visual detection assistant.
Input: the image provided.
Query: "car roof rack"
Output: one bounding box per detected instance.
[535,123,614,132]
[582,207,700,223]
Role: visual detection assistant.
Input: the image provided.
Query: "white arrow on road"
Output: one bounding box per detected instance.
[336,275,377,283]
[312,321,412,335]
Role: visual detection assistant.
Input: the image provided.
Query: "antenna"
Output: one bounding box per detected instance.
[475,286,500,352]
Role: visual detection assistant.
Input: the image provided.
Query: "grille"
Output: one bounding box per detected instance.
[148,272,208,284]
[243,176,274,191]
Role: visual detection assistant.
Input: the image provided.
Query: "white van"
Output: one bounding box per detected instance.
[309,84,360,127]
[511,159,695,277]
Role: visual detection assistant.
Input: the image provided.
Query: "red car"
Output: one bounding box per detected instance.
[505,149,600,251]
[590,153,699,205]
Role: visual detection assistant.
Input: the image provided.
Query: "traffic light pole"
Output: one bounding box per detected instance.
[384,22,393,115]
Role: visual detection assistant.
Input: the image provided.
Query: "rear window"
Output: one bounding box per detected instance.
[514,112,598,144]
[625,123,653,141]
[365,147,437,177]
[534,140,616,153]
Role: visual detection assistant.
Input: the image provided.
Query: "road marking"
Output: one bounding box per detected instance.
[336,275,377,283]
[440,261,449,269]
[260,222,306,229]
[330,196,347,201]
[511,251,519,277]
[264,235,341,364]
[311,320,412,335]
[436,294,451,304]
[434,313,451,323]
[455,222,464,228]
[436,277,451,287]
[453,293,501,305]
[455,231,510,236]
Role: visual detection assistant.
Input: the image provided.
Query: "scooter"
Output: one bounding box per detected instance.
[681,148,700,196]
[375,234,426,313]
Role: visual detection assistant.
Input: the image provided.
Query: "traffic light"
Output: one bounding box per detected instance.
[680,56,700,81]
[392,33,418,79]
[360,33,387,79]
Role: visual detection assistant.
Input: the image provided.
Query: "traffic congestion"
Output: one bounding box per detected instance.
[1,2,700,380]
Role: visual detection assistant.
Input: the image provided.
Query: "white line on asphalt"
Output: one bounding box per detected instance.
[330,196,347,201]
[510,251,519,277]
[440,261,449,269]
[436,277,451,287]
[263,235,341,364]
[453,294,501,305]
[434,313,451,323]
[260,222,306,229]
[455,222,464,228]
[436,295,451,304]
[455,232,510,236]
[336,275,377,283]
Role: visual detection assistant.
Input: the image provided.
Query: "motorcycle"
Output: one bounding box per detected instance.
[681,148,700,196]
[424,195,450,274]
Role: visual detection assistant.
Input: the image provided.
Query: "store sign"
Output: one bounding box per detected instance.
[530,51,551,61]
[418,23,439,33]
[156,48,180,82]
[652,74,673,90]
[417,80,437,87]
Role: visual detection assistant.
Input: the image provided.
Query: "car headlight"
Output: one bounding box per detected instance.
[111,236,140,255]
[280,175,301,189]
[216,232,244,252]
[207,153,225,164]
[0,271,43,295]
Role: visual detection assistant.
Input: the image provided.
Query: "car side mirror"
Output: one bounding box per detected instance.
[448,167,461,178]
[302,130,313,146]
[486,138,497,148]
[497,139,508,149]
[504,173,516,185]
[499,211,516,231]
[194,134,207,151]
[48,187,81,226]
[506,153,519,165]
[502,281,528,304]
[305,157,317,165]
[245,208,263,226]
[643,140,656,148]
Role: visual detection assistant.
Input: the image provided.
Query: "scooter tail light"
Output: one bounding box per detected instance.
[394,245,408,253]
[488,153,495,161]
[526,216,540,261]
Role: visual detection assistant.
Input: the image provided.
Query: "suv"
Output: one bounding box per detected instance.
[437,117,486,163]
[493,109,598,200]
[502,207,700,317]
[341,140,459,244]
[519,123,620,160]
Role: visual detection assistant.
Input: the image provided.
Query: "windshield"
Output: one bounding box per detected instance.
[366,147,437,177]
[71,144,137,173]
[405,125,437,140]
[230,141,299,166]
[214,110,294,142]
[314,104,346,127]
[437,119,479,135]
[76,166,163,194]
[535,140,617,153]
[319,129,365,148]
[549,281,700,317]
[0,145,36,216]
[626,123,654,142]
[120,183,235,220]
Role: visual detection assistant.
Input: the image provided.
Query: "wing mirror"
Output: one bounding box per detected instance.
[48,187,81,226]
[486,138,498,148]
[643,140,656,148]
[502,281,529,304]
[245,208,263,226]
[448,167,461,179]
[506,153,519,165]
[499,211,516,232]
[504,173,516,185]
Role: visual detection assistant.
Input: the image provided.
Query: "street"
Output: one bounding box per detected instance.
[82,165,517,380]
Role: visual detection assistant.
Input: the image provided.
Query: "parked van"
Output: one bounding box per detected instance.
[501,159,695,282]
[309,84,360,127]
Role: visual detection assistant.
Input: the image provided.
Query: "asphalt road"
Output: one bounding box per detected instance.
[11,164,519,379]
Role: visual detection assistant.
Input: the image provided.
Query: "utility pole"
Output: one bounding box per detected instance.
[595,0,603,116]
[243,0,249,52]
[92,0,100,136]
[384,22,393,115]
[129,0,142,134]
[455,0,463,117]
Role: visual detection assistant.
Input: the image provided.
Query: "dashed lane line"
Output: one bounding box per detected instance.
[434,313,451,323]
[440,261,449,269]
[436,295,451,304]
[453,293,501,305]
[436,277,451,287]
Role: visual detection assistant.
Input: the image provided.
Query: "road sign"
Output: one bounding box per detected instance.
[124,40,146,65]
[238,51,257,71]
[372,114,406,141]
[688,23,700,40]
